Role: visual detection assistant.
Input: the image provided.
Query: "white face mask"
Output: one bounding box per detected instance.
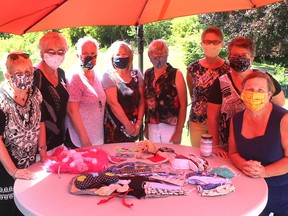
[202,44,222,58]
[43,53,65,70]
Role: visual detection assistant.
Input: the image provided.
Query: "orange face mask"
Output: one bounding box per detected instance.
[241,90,268,111]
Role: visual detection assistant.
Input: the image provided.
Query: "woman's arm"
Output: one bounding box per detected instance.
[186,72,193,99]
[38,122,47,162]
[133,86,145,136]
[170,70,187,144]
[67,101,92,147]
[105,87,136,135]
[0,137,33,179]
[207,102,228,158]
[229,119,247,171]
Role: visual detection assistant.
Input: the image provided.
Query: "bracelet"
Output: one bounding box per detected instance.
[12,168,18,179]
[38,146,47,151]
[212,145,220,149]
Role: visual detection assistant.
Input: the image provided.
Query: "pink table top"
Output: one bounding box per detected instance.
[14,143,268,216]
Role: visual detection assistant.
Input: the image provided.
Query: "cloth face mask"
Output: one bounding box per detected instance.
[113,56,129,69]
[202,44,222,58]
[228,56,250,72]
[10,74,33,90]
[44,53,65,70]
[149,56,167,69]
[241,90,268,111]
[80,55,96,70]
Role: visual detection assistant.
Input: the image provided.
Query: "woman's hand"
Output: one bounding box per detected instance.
[242,160,266,178]
[125,122,136,136]
[213,146,229,159]
[170,130,182,144]
[13,169,35,180]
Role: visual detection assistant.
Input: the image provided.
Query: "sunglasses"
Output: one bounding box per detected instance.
[46,49,66,55]
[8,53,30,60]
[202,40,222,45]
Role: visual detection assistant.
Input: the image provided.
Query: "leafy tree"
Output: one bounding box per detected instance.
[199,0,288,66]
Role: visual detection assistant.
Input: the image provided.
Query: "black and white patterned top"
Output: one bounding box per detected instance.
[0,85,42,204]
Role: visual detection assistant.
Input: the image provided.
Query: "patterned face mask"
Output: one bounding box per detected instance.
[241,90,268,111]
[149,56,167,69]
[10,73,33,90]
[80,55,96,70]
[228,56,251,72]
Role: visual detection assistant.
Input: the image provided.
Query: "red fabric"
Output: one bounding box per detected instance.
[43,146,109,174]
[147,154,166,163]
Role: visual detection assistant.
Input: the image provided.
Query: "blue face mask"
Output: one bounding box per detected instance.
[113,56,129,69]
[209,167,236,179]
[149,56,167,69]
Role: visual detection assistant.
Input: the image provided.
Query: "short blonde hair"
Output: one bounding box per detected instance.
[76,36,99,55]
[38,32,68,56]
[148,39,169,56]
[5,51,33,77]
[106,41,133,71]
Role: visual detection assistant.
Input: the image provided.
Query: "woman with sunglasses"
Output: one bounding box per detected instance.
[65,36,106,148]
[144,39,187,144]
[0,52,46,215]
[34,32,69,152]
[186,26,229,148]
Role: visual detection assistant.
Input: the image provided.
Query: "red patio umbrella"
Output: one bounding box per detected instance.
[0,0,284,35]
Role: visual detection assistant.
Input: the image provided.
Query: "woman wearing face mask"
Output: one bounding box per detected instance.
[0,52,46,215]
[34,32,69,151]
[102,41,145,143]
[229,71,288,215]
[186,26,229,148]
[144,39,187,144]
[207,36,285,158]
[65,36,106,148]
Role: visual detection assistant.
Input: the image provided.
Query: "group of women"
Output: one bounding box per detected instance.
[0,26,287,215]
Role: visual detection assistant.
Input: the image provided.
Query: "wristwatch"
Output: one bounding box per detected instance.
[38,146,47,151]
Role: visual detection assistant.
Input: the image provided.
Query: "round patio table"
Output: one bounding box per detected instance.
[14,143,268,216]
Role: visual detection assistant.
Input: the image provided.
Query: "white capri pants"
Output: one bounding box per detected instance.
[148,123,176,144]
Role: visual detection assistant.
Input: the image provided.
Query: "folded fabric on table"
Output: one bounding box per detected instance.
[197,184,235,197]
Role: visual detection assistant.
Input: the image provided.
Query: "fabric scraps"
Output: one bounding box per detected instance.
[43,146,109,174]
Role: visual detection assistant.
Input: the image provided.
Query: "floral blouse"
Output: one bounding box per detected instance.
[144,63,179,126]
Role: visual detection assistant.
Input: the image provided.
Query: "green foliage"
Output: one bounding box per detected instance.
[142,20,172,45]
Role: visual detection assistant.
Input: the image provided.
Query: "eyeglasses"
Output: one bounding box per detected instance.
[8,53,30,60]
[45,49,66,55]
[202,40,222,45]
[150,51,168,57]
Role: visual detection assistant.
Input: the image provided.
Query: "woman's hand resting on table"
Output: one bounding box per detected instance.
[213,146,229,159]
[13,168,36,180]
[242,160,267,178]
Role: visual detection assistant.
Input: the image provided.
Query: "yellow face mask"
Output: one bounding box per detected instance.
[241,90,268,111]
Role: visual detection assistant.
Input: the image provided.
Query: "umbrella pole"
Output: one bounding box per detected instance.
[137,24,144,140]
